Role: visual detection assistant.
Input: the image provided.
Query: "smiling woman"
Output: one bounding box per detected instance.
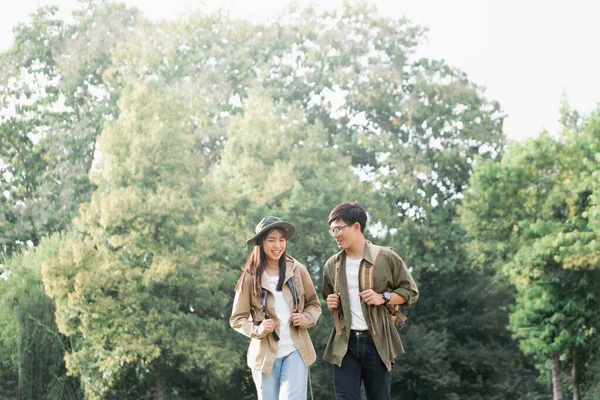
[262,229,287,273]
[230,216,321,400]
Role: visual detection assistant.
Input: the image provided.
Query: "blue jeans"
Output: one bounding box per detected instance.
[333,331,391,400]
[252,350,308,400]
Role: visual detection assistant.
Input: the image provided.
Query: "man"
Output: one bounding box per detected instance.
[322,202,419,400]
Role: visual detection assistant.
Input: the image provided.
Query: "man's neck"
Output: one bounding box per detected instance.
[345,236,366,260]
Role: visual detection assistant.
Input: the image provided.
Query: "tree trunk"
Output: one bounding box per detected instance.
[552,353,563,400]
[154,373,165,400]
[572,354,580,400]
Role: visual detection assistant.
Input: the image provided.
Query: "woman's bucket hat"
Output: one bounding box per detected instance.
[246,216,295,246]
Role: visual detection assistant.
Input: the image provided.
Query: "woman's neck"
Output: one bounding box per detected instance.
[264,263,279,276]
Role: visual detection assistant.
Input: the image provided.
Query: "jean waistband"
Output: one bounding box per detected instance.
[350,329,370,336]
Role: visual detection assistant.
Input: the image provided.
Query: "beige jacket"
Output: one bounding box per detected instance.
[230,255,322,373]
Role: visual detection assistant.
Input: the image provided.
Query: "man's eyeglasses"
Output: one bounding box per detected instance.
[329,225,349,236]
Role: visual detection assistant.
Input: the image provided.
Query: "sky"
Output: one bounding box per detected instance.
[1,0,599,142]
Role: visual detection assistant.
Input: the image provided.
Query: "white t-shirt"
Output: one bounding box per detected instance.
[345,257,368,331]
[264,273,297,358]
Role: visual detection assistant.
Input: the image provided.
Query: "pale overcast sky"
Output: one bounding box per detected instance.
[2,0,599,142]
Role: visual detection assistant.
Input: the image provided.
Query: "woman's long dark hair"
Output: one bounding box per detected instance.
[235,227,287,297]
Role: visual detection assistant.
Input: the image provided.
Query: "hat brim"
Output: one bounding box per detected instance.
[246,222,295,246]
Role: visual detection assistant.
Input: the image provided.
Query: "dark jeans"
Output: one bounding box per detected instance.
[333,330,392,400]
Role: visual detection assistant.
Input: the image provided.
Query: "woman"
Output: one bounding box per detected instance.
[230,216,321,400]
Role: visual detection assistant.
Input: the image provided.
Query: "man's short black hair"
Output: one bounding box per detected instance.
[328,202,367,233]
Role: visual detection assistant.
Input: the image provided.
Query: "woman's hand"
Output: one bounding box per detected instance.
[259,319,275,335]
[290,309,303,327]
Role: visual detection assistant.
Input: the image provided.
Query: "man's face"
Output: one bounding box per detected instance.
[262,229,287,264]
[329,219,358,250]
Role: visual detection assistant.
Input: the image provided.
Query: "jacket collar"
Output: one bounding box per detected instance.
[284,255,297,280]
[334,240,377,265]
[261,255,296,290]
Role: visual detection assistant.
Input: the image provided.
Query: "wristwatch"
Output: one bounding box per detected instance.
[382,292,392,306]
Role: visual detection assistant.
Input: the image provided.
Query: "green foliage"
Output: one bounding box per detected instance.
[460,107,600,397]
[4,1,594,399]
[0,6,66,257]
[0,1,142,259]
[0,278,19,399]
[195,91,370,398]
[0,234,83,400]
[43,82,238,399]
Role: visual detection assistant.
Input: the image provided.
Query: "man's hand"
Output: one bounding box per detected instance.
[326,293,340,312]
[359,289,384,306]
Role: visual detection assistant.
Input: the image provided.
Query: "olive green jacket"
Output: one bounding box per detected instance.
[230,255,322,373]
[321,241,419,371]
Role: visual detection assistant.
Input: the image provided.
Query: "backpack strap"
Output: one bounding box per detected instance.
[389,306,408,325]
[359,249,377,292]
[287,276,300,312]
[332,253,342,336]
[260,288,280,341]
[359,246,382,337]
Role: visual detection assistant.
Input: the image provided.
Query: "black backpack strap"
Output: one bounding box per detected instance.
[287,276,300,311]
[260,288,279,341]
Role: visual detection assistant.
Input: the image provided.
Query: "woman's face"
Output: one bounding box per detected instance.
[262,229,286,265]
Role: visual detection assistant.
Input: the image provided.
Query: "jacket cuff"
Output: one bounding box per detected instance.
[393,288,415,306]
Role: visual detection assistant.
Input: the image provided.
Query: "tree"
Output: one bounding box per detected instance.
[0,234,83,400]
[0,277,19,400]
[0,1,143,260]
[2,1,574,398]
[460,109,600,399]
[90,4,526,398]
[42,81,238,399]
[199,91,371,398]
[0,6,67,258]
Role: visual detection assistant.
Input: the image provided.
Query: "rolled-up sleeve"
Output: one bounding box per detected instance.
[229,276,267,339]
[322,259,334,300]
[391,253,419,306]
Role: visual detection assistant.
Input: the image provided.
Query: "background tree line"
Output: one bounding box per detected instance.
[0,1,598,399]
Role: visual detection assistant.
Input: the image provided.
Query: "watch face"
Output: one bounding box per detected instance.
[383,292,391,301]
